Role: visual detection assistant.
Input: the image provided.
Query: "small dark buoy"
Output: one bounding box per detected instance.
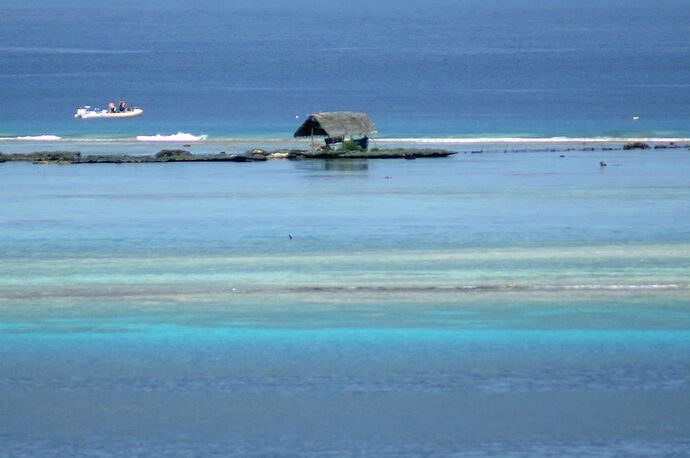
[560,155,565,158]
[600,161,607,167]
[288,234,292,240]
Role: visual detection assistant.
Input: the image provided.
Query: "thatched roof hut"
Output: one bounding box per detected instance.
[293,112,377,139]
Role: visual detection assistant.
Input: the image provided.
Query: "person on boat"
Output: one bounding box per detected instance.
[108,102,116,113]
[118,101,126,112]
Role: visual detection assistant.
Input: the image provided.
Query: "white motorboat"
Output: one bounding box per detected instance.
[74,103,143,119]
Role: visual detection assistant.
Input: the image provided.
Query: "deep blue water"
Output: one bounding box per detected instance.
[1,0,689,138]
[2,326,690,455]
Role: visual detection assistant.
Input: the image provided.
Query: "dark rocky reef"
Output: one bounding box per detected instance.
[282,148,456,160]
[623,142,650,150]
[0,150,269,164]
[0,148,456,164]
[0,151,83,164]
[154,149,193,160]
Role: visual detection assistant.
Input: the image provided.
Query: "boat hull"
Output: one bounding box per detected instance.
[75,108,143,119]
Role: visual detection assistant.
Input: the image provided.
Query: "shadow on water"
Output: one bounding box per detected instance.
[294,158,369,173]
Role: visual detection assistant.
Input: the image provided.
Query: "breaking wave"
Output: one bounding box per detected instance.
[0,135,62,141]
[377,137,690,144]
[136,132,208,142]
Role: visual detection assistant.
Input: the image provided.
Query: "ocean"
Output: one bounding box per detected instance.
[1,0,689,140]
[2,0,690,456]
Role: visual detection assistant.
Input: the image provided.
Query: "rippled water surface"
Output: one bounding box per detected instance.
[2,145,690,455]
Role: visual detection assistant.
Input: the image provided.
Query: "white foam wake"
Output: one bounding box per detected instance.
[136,132,208,142]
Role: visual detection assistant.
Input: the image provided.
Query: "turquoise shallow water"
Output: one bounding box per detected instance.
[1,146,690,455]
[2,147,689,257]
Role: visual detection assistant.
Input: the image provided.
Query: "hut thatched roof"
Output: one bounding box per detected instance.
[293,112,377,138]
